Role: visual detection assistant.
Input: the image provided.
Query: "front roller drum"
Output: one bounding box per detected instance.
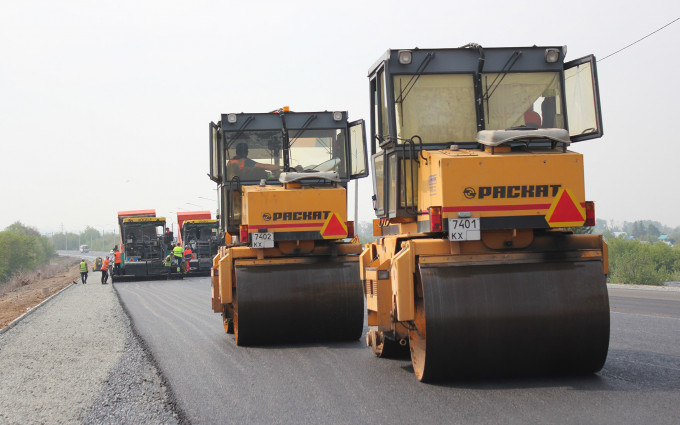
[409,260,610,381]
[233,261,364,345]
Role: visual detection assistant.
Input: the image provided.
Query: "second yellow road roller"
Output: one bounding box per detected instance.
[209,108,369,345]
[360,45,610,381]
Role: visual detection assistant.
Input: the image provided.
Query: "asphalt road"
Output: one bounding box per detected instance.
[115,279,680,425]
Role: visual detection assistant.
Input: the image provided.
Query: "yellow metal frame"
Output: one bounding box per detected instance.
[184,219,218,225]
[123,217,166,224]
[417,149,586,222]
[212,243,363,313]
[361,232,608,342]
[241,185,348,235]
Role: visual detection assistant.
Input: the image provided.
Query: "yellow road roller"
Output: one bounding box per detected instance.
[360,45,609,381]
[209,108,369,345]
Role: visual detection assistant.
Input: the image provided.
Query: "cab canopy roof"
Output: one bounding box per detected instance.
[118,209,156,226]
[221,110,348,132]
[122,217,166,225]
[177,211,212,230]
[368,45,566,77]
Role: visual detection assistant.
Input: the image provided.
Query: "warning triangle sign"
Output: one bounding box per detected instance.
[545,188,586,227]
[321,212,347,239]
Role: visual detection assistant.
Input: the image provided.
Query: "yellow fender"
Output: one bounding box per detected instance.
[211,247,225,312]
[391,241,415,322]
[217,249,233,304]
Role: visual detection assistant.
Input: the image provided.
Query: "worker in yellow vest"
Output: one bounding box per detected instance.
[79,259,88,284]
[172,244,184,273]
[164,253,173,278]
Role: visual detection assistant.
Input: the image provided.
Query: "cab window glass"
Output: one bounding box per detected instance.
[289,129,347,177]
[482,72,563,130]
[372,154,384,214]
[393,74,476,143]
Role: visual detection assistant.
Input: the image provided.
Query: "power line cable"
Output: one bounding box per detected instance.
[599,17,680,62]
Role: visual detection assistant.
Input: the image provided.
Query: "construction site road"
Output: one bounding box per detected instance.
[115,278,680,425]
[0,273,180,425]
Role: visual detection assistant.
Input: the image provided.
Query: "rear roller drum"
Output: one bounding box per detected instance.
[232,261,364,345]
[409,260,610,381]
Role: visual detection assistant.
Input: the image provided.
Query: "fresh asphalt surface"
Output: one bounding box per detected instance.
[115,278,680,425]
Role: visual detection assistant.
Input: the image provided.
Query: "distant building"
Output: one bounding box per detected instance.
[658,235,673,246]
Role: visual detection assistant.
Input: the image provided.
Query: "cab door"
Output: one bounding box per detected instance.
[209,121,222,182]
[564,55,604,142]
[349,119,369,179]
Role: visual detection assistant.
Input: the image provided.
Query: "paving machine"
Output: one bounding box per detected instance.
[177,211,219,276]
[113,209,180,282]
[209,108,369,345]
[360,45,609,381]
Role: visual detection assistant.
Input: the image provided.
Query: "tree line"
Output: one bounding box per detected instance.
[594,219,680,285]
[48,226,119,253]
[0,222,56,284]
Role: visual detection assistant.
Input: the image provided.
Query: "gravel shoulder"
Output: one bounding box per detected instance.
[0,275,181,424]
[0,256,80,328]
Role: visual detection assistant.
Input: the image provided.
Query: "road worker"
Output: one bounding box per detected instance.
[79,259,88,284]
[172,243,184,273]
[113,246,122,276]
[101,257,110,284]
[164,253,173,278]
[184,245,193,273]
[228,143,284,172]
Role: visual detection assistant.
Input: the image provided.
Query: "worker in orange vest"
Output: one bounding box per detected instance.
[113,246,122,276]
[228,143,284,172]
[101,257,110,284]
[184,246,193,272]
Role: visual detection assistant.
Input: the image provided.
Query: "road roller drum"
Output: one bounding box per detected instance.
[409,260,610,381]
[233,260,364,345]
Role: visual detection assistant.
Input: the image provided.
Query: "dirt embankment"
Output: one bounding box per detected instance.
[0,256,81,328]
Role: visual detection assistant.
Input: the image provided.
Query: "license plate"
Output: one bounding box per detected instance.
[251,232,274,248]
[448,218,480,241]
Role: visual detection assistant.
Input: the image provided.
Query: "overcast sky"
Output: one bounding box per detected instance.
[2,0,679,234]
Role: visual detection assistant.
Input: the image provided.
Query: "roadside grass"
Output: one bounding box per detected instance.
[0,256,79,297]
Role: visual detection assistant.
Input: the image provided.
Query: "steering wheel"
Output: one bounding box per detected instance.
[268,169,282,179]
[310,158,340,172]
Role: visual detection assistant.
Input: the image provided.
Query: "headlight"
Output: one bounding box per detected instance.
[226,113,237,124]
[398,50,412,65]
[332,111,343,121]
[544,48,560,63]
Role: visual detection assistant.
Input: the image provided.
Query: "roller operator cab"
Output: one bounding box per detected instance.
[360,45,609,381]
[209,108,369,345]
